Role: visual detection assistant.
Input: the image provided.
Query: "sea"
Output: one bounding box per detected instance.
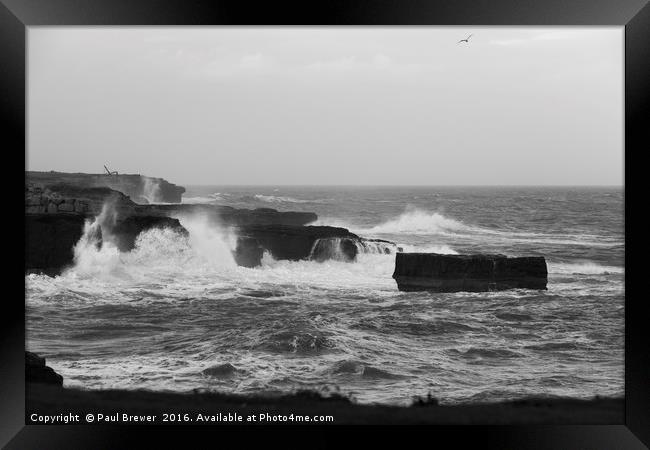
[25,186,624,405]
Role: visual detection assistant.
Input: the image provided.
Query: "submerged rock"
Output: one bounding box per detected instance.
[202,363,239,378]
[392,253,547,292]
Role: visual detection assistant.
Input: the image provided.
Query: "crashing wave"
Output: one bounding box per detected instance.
[365,209,470,235]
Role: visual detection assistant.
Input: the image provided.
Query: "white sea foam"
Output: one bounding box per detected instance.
[549,262,624,275]
[27,205,401,303]
[67,203,124,278]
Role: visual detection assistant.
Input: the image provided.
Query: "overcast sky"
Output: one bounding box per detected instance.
[28,27,623,186]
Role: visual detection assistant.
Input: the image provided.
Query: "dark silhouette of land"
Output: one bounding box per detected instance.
[26,383,623,425]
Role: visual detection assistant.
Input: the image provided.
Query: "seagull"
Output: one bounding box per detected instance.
[457,34,473,44]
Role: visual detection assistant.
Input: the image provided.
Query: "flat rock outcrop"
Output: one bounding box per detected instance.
[392,253,547,292]
[233,225,361,267]
[26,351,63,386]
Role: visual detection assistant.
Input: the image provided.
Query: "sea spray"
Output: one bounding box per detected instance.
[142,177,162,204]
[174,213,238,269]
[66,202,123,277]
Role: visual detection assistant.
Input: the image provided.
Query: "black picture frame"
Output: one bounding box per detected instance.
[2,0,647,448]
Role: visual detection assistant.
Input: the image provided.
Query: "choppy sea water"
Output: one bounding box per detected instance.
[26,186,624,405]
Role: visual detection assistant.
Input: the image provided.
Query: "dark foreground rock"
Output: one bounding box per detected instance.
[25,352,63,386]
[27,171,185,204]
[25,383,622,425]
[233,225,361,267]
[26,214,86,276]
[393,253,548,292]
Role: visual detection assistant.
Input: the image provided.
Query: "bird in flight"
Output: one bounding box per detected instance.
[457,34,473,44]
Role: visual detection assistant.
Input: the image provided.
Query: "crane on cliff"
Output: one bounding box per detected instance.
[104,165,119,176]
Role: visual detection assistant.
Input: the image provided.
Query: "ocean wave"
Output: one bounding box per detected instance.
[181,193,227,204]
[253,194,326,204]
[258,331,335,354]
[317,208,621,248]
[548,262,624,275]
[364,210,470,235]
[447,347,523,359]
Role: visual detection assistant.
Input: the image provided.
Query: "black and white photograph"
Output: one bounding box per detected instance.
[23,26,626,425]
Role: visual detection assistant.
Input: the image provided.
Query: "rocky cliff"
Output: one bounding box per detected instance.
[26,182,136,215]
[26,181,317,226]
[27,171,185,204]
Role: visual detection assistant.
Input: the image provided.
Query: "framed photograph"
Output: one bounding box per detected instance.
[3,0,647,447]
